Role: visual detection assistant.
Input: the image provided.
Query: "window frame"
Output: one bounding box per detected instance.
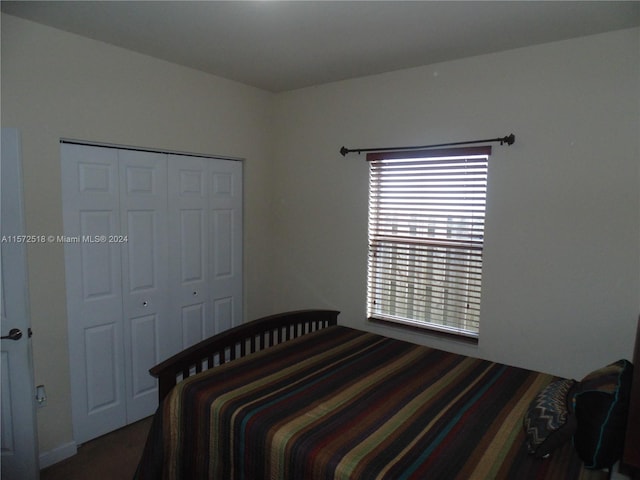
[366,146,491,341]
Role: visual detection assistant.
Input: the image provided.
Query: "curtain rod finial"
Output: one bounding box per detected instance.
[340,146,349,156]
[503,133,515,145]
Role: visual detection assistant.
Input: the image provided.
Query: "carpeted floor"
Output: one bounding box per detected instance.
[40,416,153,480]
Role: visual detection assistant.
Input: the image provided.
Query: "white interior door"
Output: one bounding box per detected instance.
[62,144,243,443]
[62,144,127,444]
[1,128,40,480]
[209,159,243,333]
[118,150,168,421]
[168,155,211,350]
[168,155,243,350]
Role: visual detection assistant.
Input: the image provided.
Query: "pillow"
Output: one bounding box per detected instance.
[573,359,633,469]
[523,378,578,458]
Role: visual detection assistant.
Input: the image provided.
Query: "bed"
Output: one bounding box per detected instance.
[135,310,637,480]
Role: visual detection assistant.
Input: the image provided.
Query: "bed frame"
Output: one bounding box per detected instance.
[150,309,639,478]
[150,309,339,401]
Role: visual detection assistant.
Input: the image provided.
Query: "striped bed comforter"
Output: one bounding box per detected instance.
[135,326,605,480]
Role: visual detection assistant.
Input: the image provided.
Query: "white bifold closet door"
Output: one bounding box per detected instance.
[168,155,243,348]
[61,143,242,444]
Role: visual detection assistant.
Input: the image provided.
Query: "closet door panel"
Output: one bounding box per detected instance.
[118,150,168,422]
[130,314,158,396]
[213,297,234,333]
[180,210,205,283]
[84,324,119,412]
[211,209,235,334]
[212,209,233,278]
[79,211,120,299]
[168,155,211,351]
[126,211,157,291]
[210,161,243,333]
[181,304,206,349]
[61,144,126,444]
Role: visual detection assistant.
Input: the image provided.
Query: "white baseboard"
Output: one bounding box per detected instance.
[39,441,77,469]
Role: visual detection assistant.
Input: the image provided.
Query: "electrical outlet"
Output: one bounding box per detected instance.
[35,385,47,408]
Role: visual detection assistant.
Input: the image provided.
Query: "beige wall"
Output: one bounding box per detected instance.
[272,28,640,380]
[1,14,276,455]
[2,11,639,463]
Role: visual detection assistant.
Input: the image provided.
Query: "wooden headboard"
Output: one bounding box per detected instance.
[623,315,640,477]
[150,309,339,401]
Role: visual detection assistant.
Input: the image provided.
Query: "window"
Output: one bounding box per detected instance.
[366,146,490,339]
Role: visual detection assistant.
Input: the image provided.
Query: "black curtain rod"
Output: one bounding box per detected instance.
[339,133,515,157]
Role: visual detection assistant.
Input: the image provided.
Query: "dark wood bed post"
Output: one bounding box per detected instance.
[623,315,640,478]
[150,309,340,402]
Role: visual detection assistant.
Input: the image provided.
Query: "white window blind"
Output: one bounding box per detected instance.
[366,146,490,339]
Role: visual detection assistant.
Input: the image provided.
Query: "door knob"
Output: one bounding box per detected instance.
[1,328,23,341]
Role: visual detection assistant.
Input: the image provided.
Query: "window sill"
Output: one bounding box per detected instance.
[368,316,479,345]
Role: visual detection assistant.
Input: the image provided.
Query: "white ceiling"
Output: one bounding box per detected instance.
[3,1,639,92]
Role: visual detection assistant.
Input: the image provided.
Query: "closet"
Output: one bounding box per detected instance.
[61,142,242,443]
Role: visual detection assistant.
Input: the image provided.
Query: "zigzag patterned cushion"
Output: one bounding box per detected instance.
[523,378,578,458]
